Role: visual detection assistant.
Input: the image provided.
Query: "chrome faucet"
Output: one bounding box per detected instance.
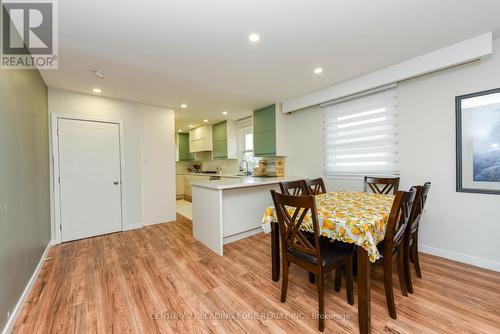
[239,160,249,175]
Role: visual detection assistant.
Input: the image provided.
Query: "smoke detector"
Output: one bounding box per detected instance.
[92,69,105,78]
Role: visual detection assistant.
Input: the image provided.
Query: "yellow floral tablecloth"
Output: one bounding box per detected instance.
[261,191,395,262]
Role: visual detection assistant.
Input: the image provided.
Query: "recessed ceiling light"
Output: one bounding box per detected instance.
[92,88,102,93]
[189,125,194,128]
[314,67,323,75]
[181,104,188,108]
[248,33,260,42]
[222,111,228,115]
[203,119,208,123]
[178,130,182,132]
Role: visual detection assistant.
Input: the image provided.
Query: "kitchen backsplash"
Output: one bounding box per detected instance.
[176,156,284,175]
[201,160,239,174]
[176,161,193,173]
[176,159,239,174]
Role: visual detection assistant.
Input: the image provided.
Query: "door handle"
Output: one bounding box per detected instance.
[114,181,120,185]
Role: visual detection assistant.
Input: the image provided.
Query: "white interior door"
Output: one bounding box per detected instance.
[58,119,122,242]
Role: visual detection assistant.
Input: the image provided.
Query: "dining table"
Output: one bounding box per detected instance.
[261,191,395,334]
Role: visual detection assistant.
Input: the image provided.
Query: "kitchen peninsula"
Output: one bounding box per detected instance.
[191,176,302,255]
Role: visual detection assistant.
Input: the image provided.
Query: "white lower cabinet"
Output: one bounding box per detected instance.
[184,175,211,197]
[176,175,184,198]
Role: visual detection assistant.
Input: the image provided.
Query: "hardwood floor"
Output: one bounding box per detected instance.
[13,214,500,333]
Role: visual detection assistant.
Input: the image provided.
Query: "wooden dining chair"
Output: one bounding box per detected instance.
[376,187,416,319]
[281,179,322,284]
[404,182,431,293]
[364,176,400,195]
[279,180,309,196]
[306,178,327,195]
[270,190,354,332]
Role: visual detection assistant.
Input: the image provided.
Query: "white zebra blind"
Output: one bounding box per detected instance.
[323,87,399,178]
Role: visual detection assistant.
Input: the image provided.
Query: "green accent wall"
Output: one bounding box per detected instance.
[253,104,277,156]
[0,68,50,330]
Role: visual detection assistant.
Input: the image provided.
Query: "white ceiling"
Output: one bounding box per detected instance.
[41,0,500,131]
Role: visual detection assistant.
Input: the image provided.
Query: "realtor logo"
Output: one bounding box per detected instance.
[1,0,58,69]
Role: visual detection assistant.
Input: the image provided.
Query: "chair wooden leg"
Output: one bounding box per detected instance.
[383,259,397,319]
[357,248,371,334]
[412,239,422,278]
[397,251,408,297]
[309,272,315,284]
[345,256,354,305]
[334,265,342,292]
[281,259,289,303]
[271,223,280,282]
[317,272,325,332]
[404,244,413,294]
[352,248,358,276]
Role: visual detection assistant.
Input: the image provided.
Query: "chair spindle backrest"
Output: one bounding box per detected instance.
[364,176,400,195]
[407,182,431,236]
[279,180,309,196]
[270,190,321,260]
[384,188,416,252]
[306,178,327,195]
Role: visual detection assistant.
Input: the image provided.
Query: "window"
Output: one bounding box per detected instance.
[237,117,261,169]
[241,132,254,163]
[323,87,399,178]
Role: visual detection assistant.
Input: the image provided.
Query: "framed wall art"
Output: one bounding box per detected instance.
[456,88,500,195]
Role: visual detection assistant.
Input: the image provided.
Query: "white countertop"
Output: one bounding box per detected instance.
[190,176,304,190]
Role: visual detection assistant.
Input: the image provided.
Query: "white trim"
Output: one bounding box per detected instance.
[420,244,500,272]
[223,227,262,244]
[122,223,144,231]
[283,33,493,113]
[143,220,176,227]
[50,113,130,244]
[319,84,397,108]
[1,241,54,334]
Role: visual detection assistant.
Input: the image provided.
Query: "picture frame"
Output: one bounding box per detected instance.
[456,88,500,195]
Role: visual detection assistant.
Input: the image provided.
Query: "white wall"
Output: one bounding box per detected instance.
[287,38,500,271]
[48,88,176,236]
[285,108,323,178]
[142,107,177,225]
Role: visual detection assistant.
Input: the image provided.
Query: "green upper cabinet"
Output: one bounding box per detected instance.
[212,121,227,142]
[254,105,277,156]
[253,103,287,157]
[212,140,228,159]
[212,121,237,160]
[254,129,276,156]
[178,133,194,161]
[253,105,276,134]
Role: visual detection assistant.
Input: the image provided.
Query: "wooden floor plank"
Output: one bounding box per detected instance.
[12,214,500,333]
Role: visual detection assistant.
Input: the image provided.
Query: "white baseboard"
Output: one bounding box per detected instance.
[223,227,262,245]
[122,223,143,231]
[2,240,54,334]
[143,216,177,227]
[420,244,500,272]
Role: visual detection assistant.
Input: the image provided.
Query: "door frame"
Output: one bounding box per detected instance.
[50,114,126,244]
